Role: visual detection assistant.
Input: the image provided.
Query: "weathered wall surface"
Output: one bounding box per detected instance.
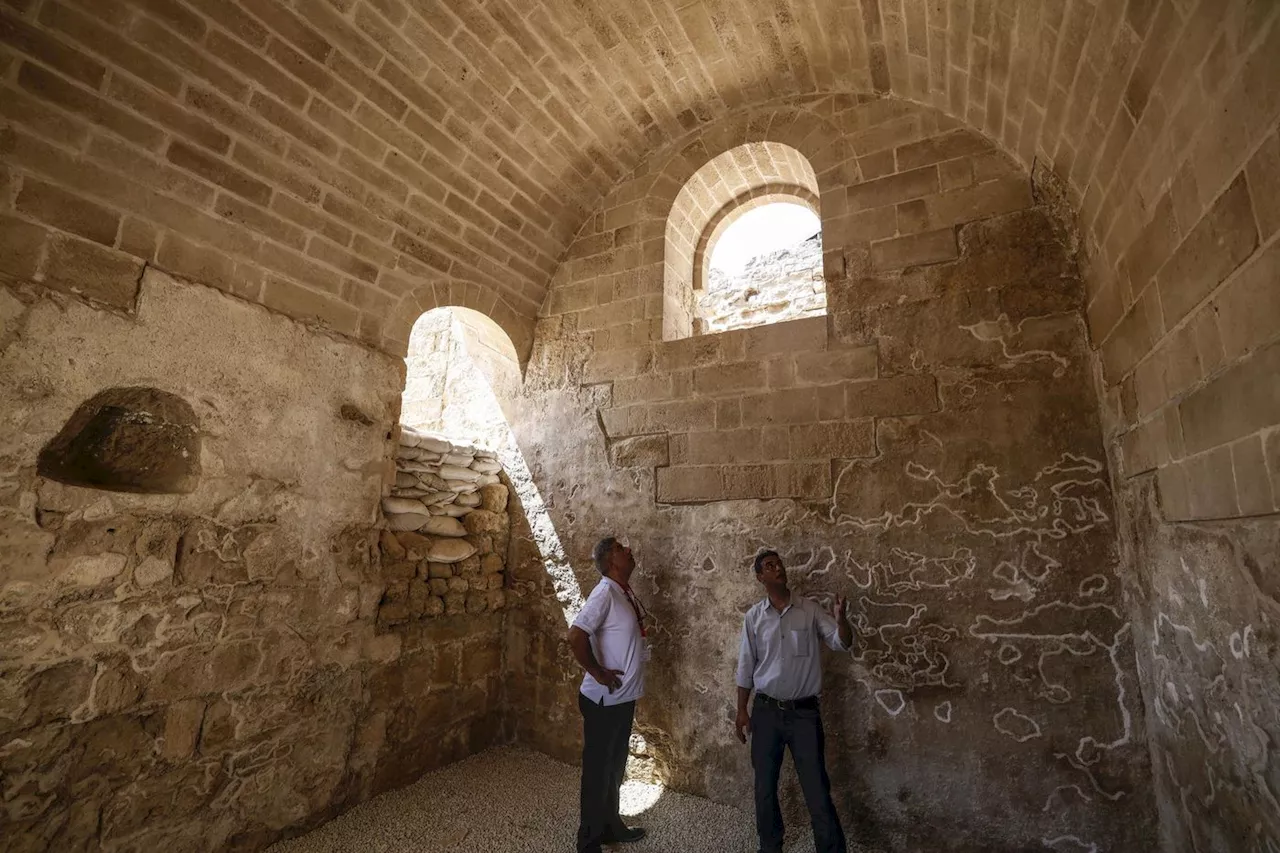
[516,96,1156,852]
[0,270,508,851]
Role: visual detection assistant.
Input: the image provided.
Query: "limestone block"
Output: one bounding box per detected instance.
[473,533,495,554]
[427,561,453,579]
[409,579,431,616]
[395,531,431,560]
[383,496,429,514]
[162,700,206,761]
[424,596,445,617]
[133,556,172,587]
[444,591,466,615]
[429,578,449,596]
[426,537,476,563]
[463,509,507,535]
[486,573,504,591]
[421,516,467,537]
[486,589,506,611]
[380,601,410,624]
[480,484,509,512]
[468,575,488,591]
[465,591,488,614]
[386,512,430,531]
[481,553,504,574]
[446,576,468,593]
[382,560,415,582]
[379,530,407,561]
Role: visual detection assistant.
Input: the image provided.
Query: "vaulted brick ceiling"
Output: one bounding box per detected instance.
[2,0,1275,351]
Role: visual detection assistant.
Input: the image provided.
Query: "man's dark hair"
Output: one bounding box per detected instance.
[753,549,780,574]
[593,536,618,574]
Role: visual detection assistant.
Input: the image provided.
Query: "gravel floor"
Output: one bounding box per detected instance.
[266,747,854,853]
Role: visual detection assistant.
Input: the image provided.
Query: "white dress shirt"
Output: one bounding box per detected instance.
[572,576,646,706]
[736,595,849,701]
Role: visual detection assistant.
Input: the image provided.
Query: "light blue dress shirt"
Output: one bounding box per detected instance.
[736,595,849,701]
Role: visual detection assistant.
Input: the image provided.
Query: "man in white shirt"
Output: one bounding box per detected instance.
[567,536,648,852]
[735,549,852,853]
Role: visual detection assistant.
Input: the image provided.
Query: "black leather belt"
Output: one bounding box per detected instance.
[755,693,819,711]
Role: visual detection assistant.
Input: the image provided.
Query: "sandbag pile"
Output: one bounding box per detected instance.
[384,426,503,532]
[378,426,511,624]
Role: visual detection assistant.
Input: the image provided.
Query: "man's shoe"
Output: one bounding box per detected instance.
[602,825,646,843]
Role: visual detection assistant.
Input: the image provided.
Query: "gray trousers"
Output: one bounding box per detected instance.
[751,697,847,853]
[577,692,635,852]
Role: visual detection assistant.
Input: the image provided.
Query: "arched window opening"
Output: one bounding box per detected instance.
[700,199,824,334]
[663,141,825,340]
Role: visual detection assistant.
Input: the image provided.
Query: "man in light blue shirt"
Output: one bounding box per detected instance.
[567,536,648,852]
[735,549,852,853]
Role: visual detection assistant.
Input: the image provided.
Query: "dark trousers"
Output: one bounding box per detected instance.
[751,697,847,853]
[577,692,636,852]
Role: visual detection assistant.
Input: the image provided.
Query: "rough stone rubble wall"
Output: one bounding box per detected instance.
[0,270,512,852]
[376,428,510,623]
[520,96,1156,852]
[699,232,825,334]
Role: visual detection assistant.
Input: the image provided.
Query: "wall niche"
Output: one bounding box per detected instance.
[37,387,200,494]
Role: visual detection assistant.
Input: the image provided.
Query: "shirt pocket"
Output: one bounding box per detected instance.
[786,629,812,657]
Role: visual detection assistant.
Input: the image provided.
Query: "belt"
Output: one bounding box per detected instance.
[755,693,819,711]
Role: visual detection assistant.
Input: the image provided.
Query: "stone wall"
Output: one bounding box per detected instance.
[519,96,1155,852]
[699,232,825,334]
[0,269,512,852]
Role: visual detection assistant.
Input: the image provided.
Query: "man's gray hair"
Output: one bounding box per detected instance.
[592,536,617,574]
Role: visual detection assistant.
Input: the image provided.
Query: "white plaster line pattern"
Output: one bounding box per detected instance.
[994,707,1043,742]
[875,689,907,717]
[1041,835,1099,852]
[960,313,1073,374]
[934,701,953,723]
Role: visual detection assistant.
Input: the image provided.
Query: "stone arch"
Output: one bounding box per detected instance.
[386,279,535,371]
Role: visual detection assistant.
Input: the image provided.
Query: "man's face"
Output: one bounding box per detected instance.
[757,554,786,585]
[612,540,635,575]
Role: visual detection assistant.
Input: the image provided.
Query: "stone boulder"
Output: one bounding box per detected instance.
[480,484,509,512]
[463,510,507,535]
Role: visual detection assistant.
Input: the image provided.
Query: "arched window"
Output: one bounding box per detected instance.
[663,142,825,340]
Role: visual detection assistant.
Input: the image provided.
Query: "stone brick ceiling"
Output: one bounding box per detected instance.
[2,0,1276,353]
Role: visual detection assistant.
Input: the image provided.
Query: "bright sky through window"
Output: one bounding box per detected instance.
[708,203,821,275]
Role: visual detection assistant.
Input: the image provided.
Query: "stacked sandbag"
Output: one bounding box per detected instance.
[378,426,511,625]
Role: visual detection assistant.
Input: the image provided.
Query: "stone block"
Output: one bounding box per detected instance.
[1185,445,1240,519]
[940,157,974,191]
[396,531,431,560]
[1156,173,1259,328]
[600,399,715,437]
[1180,338,1280,456]
[741,387,818,426]
[655,335,720,372]
[487,589,506,610]
[787,421,876,459]
[481,553,504,574]
[1124,194,1180,291]
[847,165,940,211]
[463,510,507,536]
[681,428,764,464]
[161,700,206,761]
[472,484,506,514]
[845,374,939,418]
[896,199,930,234]
[612,374,675,405]
[464,591,488,614]
[1212,241,1280,363]
[456,554,482,577]
[655,466,722,503]
[428,577,449,595]
[43,234,143,310]
[924,177,1032,227]
[774,462,833,499]
[1231,433,1276,516]
[716,398,741,429]
[741,315,828,358]
[0,213,49,281]
[609,434,670,468]
[794,346,877,385]
[895,129,990,171]
[447,576,468,593]
[1246,129,1280,241]
[720,464,776,499]
[693,361,764,396]
[1157,462,1192,520]
[379,529,406,560]
[1100,289,1162,385]
[871,228,958,270]
[15,179,120,246]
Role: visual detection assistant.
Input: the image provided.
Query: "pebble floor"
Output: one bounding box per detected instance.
[265,747,862,853]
